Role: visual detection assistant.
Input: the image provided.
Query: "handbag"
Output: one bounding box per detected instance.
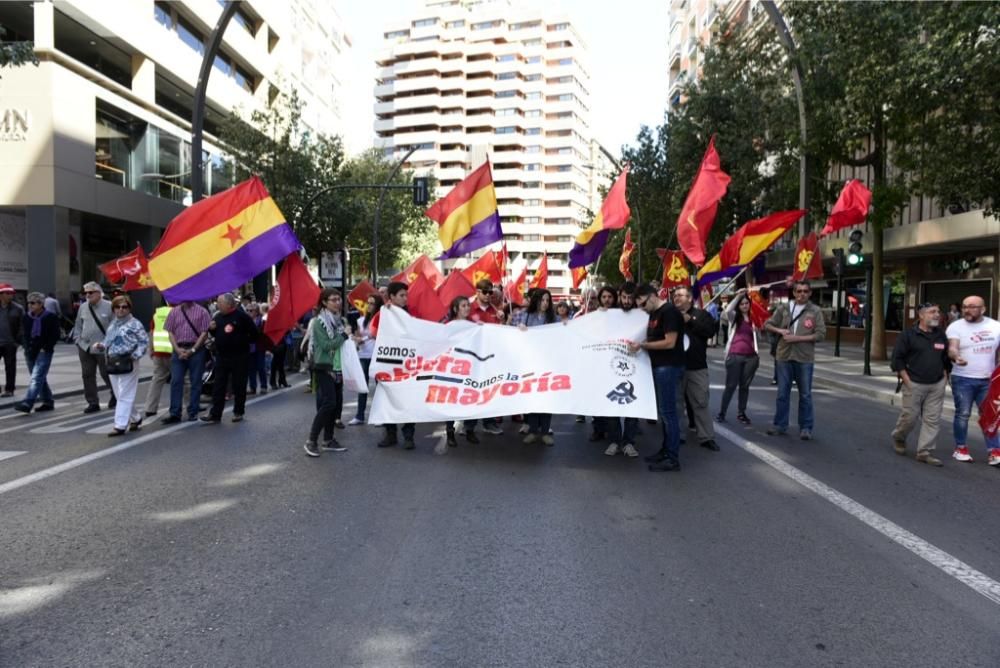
[106,353,134,375]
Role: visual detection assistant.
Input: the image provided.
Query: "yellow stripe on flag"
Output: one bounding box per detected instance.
[437,184,498,250]
[574,211,606,245]
[149,197,286,290]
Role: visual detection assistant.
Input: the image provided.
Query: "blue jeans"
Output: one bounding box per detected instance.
[169,348,206,418]
[526,413,552,434]
[951,375,1000,449]
[774,360,814,432]
[248,349,267,391]
[23,349,53,408]
[652,365,684,461]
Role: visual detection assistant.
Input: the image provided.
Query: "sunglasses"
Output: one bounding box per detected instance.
[478,289,492,294]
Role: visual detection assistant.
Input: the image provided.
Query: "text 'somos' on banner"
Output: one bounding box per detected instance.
[368,308,658,424]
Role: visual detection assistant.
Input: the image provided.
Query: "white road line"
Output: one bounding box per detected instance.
[0,383,304,497]
[715,424,1000,607]
[0,402,84,423]
[0,451,26,462]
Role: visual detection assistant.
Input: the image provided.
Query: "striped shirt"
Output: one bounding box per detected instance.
[164,303,212,345]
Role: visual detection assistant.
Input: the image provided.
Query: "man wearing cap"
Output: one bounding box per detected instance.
[72,281,115,413]
[890,303,951,466]
[0,284,23,397]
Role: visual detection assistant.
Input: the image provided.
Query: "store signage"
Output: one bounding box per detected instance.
[0,109,30,142]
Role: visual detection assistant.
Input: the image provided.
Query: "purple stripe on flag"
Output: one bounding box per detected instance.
[437,212,503,260]
[568,229,610,268]
[694,263,746,288]
[161,225,301,303]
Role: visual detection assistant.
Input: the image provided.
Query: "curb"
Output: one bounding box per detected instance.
[1,374,154,411]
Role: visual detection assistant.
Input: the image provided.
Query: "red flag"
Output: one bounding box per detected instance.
[618,229,634,280]
[748,290,770,329]
[657,249,691,290]
[437,270,476,309]
[676,136,730,266]
[347,280,378,316]
[529,253,548,290]
[791,232,823,281]
[699,284,713,308]
[571,266,588,290]
[505,267,527,306]
[719,209,807,270]
[820,179,872,237]
[406,272,447,322]
[461,250,503,287]
[263,253,321,345]
[99,244,155,291]
[979,366,1000,438]
[391,254,443,289]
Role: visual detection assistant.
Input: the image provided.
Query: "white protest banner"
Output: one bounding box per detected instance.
[368,307,657,424]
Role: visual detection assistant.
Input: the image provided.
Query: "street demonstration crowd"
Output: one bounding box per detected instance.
[2,279,998,471]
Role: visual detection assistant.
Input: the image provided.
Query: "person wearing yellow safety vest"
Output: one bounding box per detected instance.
[142,301,173,417]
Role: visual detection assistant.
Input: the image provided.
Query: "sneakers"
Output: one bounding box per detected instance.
[952,446,974,462]
[304,441,321,457]
[916,453,943,467]
[107,428,126,438]
[321,440,347,452]
[766,426,787,436]
[231,414,244,423]
[376,436,397,448]
[465,430,481,444]
[518,424,530,434]
[604,442,621,456]
[541,434,554,446]
[348,417,364,426]
[988,448,1000,467]
[523,433,538,444]
[714,413,726,423]
[736,413,751,425]
[892,440,907,455]
[200,415,221,424]
[622,443,639,458]
[128,420,142,432]
[483,424,503,435]
[799,430,812,441]
[335,420,345,429]
[403,439,416,450]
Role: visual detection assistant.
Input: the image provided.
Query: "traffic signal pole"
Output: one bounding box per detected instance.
[863,262,873,376]
[834,271,843,357]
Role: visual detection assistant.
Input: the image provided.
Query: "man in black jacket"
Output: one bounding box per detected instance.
[201,292,257,424]
[890,302,952,466]
[14,292,61,413]
[0,283,23,397]
[673,286,720,451]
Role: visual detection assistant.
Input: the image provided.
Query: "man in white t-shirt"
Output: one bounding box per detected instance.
[945,295,1000,465]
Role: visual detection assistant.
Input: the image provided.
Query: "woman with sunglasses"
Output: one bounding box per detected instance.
[716,289,760,425]
[93,295,149,436]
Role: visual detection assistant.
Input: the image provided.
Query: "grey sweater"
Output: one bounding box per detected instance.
[72,299,113,352]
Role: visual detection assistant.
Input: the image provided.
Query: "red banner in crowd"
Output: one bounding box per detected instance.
[461,250,503,287]
[99,244,155,291]
[748,290,771,329]
[263,253,321,345]
[657,249,691,290]
[347,280,378,316]
[506,267,527,306]
[436,270,476,310]
[529,253,549,290]
[571,266,588,290]
[391,254,443,289]
[676,136,730,266]
[618,229,634,281]
[791,232,824,282]
[820,179,872,237]
[979,367,1000,438]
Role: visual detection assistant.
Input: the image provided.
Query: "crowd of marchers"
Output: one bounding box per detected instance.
[3,278,998,470]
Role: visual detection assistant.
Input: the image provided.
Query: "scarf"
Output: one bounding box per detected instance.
[308,309,342,362]
[28,310,43,338]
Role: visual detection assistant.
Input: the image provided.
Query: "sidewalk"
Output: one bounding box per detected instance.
[1,342,153,410]
[709,340,904,406]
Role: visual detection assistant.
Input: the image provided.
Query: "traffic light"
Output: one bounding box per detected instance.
[847,229,864,266]
[412,177,429,206]
[832,248,845,276]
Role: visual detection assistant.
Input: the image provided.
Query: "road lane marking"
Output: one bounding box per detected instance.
[715,423,1000,607]
[0,383,304,497]
[0,451,26,462]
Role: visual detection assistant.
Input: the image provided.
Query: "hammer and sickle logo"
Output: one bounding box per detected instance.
[606,380,637,405]
[353,299,367,314]
[796,249,814,273]
[473,270,489,284]
[666,255,689,282]
[407,272,418,283]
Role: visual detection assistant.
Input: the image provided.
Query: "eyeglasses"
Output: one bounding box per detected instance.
[478,289,492,294]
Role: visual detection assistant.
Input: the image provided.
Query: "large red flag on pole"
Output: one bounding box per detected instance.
[656,249,691,291]
[347,280,378,316]
[529,253,549,290]
[819,179,872,237]
[263,253,321,345]
[99,244,155,291]
[979,366,1000,438]
[506,267,528,306]
[391,255,444,289]
[791,232,824,281]
[676,136,730,266]
[571,266,588,290]
[461,250,503,287]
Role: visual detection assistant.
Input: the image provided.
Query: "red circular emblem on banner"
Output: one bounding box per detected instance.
[225,324,234,334]
[804,318,814,328]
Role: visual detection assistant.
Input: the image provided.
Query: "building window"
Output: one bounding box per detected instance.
[446,20,465,28]
[524,74,542,82]
[413,18,437,28]
[154,2,173,29]
[385,29,409,39]
[526,92,542,100]
[495,90,516,98]
[526,56,542,64]
[175,16,205,55]
[497,54,516,62]
[496,71,517,80]
[471,20,501,30]
[526,145,541,153]
[525,163,540,171]
[525,128,541,136]
[525,110,541,118]
[523,38,542,46]
[495,126,517,135]
[232,6,256,35]
[524,199,542,207]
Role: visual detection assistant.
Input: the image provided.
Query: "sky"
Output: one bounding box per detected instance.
[337,0,669,157]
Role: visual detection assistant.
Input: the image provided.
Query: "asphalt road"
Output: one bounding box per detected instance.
[2,359,999,668]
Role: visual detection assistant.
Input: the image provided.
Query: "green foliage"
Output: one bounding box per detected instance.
[219,91,435,278]
[0,25,38,75]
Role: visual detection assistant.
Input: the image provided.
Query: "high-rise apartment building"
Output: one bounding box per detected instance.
[374,0,599,295]
[0,0,350,315]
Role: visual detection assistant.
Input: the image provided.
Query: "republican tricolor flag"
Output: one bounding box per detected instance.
[426,161,503,260]
[569,168,630,268]
[148,177,300,304]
